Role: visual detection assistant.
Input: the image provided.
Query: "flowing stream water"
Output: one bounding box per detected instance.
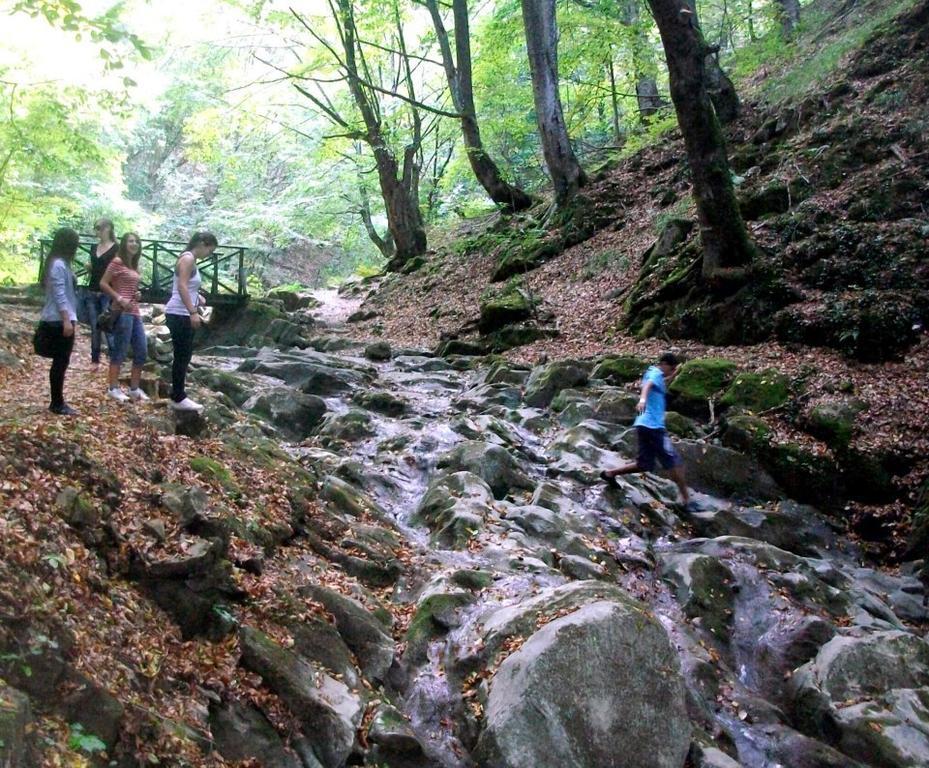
[192,290,929,768]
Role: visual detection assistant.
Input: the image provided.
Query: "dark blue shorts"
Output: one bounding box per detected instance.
[637,426,682,471]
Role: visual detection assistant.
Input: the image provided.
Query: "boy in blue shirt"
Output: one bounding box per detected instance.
[600,352,692,508]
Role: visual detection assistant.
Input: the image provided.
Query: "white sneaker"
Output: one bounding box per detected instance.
[170,397,203,412]
[108,388,130,403]
[128,388,150,402]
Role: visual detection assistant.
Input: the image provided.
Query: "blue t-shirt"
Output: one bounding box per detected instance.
[633,365,667,430]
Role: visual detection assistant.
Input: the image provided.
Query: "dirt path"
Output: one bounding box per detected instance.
[310,287,363,326]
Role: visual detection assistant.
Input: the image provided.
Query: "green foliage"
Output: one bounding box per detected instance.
[734,0,921,105]
[618,113,678,159]
[67,722,106,754]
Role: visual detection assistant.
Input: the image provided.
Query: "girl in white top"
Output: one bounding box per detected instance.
[164,232,217,411]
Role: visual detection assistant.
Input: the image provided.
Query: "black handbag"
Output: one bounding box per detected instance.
[33,323,56,358]
[97,307,122,333]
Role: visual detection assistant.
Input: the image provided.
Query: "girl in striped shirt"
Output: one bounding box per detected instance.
[99,232,148,402]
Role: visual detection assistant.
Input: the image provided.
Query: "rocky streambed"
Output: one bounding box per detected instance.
[21,289,927,768]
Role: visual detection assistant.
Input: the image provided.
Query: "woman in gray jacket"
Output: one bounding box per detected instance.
[39,227,80,415]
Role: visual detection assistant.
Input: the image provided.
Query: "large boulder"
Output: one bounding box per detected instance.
[523,360,589,408]
[298,585,395,684]
[238,350,371,394]
[412,471,496,548]
[239,626,363,768]
[249,388,327,440]
[719,368,791,412]
[473,599,690,768]
[209,699,303,768]
[789,631,929,767]
[479,286,534,334]
[677,441,781,500]
[590,354,647,385]
[660,553,736,641]
[668,358,736,416]
[437,441,531,499]
[266,288,320,311]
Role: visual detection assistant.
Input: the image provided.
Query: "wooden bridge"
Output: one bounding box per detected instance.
[38,235,250,306]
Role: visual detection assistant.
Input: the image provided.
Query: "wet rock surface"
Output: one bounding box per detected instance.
[18,291,925,767]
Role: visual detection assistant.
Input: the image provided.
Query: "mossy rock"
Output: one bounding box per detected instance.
[435,339,487,357]
[720,413,771,453]
[590,355,647,385]
[805,400,866,449]
[319,408,376,442]
[352,390,407,417]
[763,442,842,508]
[668,358,737,414]
[190,455,240,494]
[364,341,393,361]
[479,287,534,334]
[188,369,251,407]
[487,324,559,352]
[491,239,562,282]
[664,411,701,439]
[550,388,589,413]
[721,416,842,507]
[405,592,476,663]
[739,179,810,221]
[450,569,494,591]
[840,447,897,504]
[720,369,791,413]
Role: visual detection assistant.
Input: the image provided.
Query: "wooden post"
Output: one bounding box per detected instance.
[152,241,159,298]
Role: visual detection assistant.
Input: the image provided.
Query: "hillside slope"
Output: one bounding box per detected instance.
[351,0,929,552]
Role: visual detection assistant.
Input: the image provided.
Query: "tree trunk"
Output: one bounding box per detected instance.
[606,52,623,142]
[424,0,534,212]
[359,183,395,260]
[775,0,801,37]
[622,0,664,121]
[646,0,754,279]
[520,0,586,208]
[636,78,663,120]
[338,0,426,269]
[677,0,739,123]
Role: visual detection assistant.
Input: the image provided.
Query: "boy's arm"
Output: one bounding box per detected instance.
[637,380,654,413]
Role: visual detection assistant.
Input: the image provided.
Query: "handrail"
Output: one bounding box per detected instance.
[37,235,250,304]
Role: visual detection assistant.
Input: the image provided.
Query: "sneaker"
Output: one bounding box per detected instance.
[128,388,150,402]
[170,397,203,412]
[599,470,619,489]
[50,404,77,416]
[108,387,130,403]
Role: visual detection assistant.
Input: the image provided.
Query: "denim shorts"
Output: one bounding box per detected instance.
[636,426,682,471]
[110,314,147,366]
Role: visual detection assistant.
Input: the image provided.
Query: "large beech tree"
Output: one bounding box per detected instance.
[520,0,587,209]
[422,0,533,211]
[290,0,427,270]
[646,0,754,279]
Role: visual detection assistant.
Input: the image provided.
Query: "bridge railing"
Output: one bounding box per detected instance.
[38,235,250,305]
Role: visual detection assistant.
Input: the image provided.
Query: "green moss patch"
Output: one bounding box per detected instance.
[669,358,737,414]
[479,286,535,334]
[591,355,647,385]
[720,369,791,413]
[190,455,240,494]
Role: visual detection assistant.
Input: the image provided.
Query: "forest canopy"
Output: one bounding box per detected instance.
[1,0,800,287]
